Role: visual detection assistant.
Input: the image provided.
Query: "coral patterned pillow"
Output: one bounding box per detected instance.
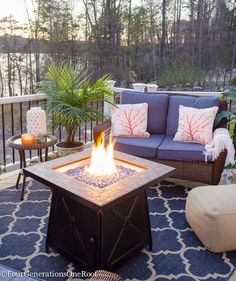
[174,105,218,145]
[111,103,150,137]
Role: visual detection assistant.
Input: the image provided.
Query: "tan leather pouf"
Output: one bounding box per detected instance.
[185,184,236,253]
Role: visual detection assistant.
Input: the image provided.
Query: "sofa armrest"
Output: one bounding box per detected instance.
[93,121,111,143]
[215,99,228,129]
[212,149,227,184]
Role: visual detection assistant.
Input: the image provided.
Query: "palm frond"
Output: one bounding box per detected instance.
[41,64,115,143]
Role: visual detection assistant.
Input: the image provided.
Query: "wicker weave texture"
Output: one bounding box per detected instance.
[90,270,122,281]
[158,159,214,184]
[158,150,227,185]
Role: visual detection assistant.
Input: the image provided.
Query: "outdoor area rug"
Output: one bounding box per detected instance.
[0,180,236,281]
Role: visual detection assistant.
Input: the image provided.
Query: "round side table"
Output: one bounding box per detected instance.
[7,135,57,200]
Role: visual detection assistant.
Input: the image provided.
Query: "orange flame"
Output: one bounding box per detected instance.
[85,133,117,177]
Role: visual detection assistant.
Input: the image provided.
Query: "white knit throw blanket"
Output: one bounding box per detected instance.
[204,128,235,165]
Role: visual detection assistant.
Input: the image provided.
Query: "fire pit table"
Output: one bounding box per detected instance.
[24,148,175,271]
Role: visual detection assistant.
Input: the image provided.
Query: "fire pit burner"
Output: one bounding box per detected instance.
[65,165,137,188]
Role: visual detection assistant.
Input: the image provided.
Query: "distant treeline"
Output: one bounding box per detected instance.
[0,35,85,54]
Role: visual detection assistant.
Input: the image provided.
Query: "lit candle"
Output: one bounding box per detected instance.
[21,133,35,145]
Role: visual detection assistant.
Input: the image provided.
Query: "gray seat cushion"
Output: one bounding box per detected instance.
[121,91,169,134]
[114,134,165,158]
[166,95,220,136]
[157,136,205,161]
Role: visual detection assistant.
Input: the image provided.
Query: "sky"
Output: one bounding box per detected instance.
[0,0,234,26]
[0,0,142,23]
[0,0,31,23]
[0,0,86,24]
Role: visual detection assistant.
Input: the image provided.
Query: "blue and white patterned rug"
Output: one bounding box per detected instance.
[0,180,236,281]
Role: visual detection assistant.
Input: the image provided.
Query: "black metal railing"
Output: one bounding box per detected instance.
[0,88,222,170]
[0,93,103,169]
[0,94,47,167]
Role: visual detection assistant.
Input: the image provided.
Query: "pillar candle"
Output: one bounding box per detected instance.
[21,133,35,145]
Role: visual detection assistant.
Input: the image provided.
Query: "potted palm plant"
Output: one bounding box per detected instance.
[41,64,115,151]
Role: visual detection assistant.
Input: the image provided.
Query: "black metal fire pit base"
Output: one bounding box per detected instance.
[46,189,152,271]
[24,149,175,271]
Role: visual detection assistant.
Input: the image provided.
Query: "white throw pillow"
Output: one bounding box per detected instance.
[111,103,150,137]
[174,105,218,145]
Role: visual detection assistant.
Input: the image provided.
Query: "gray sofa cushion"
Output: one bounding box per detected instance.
[121,91,169,134]
[157,136,205,161]
[166,95,220,136]
[114,134,165,158]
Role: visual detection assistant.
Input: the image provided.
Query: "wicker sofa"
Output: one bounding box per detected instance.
[94,91,228,185]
